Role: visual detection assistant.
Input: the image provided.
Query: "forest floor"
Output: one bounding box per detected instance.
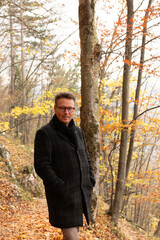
[0,135,157,240]
[0,181,153,240]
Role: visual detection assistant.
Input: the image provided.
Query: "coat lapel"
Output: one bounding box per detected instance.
[56,129,76,147]
[74,129,81,150]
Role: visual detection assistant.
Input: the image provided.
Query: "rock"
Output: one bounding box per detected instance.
[0,143,16,179]
[19,166,43,197]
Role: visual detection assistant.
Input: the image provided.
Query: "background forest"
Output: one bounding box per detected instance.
[0,0,160,238]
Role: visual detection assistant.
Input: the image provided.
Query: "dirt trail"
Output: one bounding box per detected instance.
[0,191,153,240]
[119,218,151,240]
[0,196,61,240]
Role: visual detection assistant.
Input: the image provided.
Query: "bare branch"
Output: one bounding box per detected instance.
[0,116,48,134]
[130,105,160,124]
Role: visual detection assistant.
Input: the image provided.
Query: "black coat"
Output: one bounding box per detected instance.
[34,117,95,228]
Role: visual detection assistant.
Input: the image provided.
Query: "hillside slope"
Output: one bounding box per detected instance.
[0,135,157,239]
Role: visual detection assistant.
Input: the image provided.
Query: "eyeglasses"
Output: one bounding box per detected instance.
[56,106,75,113]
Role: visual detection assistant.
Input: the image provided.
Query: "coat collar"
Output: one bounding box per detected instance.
[49,118,80,149]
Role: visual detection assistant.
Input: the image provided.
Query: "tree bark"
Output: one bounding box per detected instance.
[126,0,153,179]
[154,221,160,237]
[79,0,101,224]
[9,3,15,129]
[20,0,29,144]
[20,0,26,107]
[9,10,15,98]
[112,0,134,224]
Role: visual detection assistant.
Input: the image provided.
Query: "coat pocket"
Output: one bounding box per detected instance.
[45,178,65,197]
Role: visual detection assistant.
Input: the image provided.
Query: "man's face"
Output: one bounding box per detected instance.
[54,98,75,126]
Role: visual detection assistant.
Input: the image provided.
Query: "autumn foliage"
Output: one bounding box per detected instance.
[0,0,160,238]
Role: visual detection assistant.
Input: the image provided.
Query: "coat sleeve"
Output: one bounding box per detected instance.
[34,129,65,195]
[81,130,96,187]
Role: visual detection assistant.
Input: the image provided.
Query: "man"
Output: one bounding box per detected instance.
[34,92,95,240]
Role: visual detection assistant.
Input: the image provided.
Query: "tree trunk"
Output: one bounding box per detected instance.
[79,0,101,224]
[126,0,153,179]
[20,0,26,107]
[154,221,160,237]
[20,0,29,144]
[9,4,15,129]
[112,0,134,225]
[9,12,15,98]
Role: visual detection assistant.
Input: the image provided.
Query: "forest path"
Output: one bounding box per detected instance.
[0,135,154,239]
[1,195,61,240]
[119,217,150,240]
[0,181,152,240]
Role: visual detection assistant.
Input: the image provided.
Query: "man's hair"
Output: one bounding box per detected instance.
[54,92,76,105]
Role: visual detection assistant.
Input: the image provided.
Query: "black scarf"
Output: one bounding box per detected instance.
[51,114,77,147]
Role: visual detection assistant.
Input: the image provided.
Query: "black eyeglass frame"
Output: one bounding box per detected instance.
[56,106,76,113]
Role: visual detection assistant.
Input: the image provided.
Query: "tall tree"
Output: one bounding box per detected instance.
[0,0,63,142]
[9,2,15,99]
[9,0,16,128]
[154,220,160,237]
[79,0,101,223]
[112,0,134,224]
[20,0,26,106]
[126,0,154,178]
